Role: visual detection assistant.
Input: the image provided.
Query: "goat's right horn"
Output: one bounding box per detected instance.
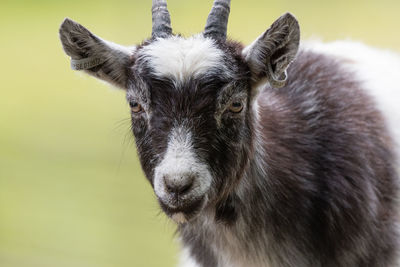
[204,0,231,41]
[152,0,172,39]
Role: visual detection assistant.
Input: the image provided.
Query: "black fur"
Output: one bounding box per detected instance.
[176,49,400,267]
[126,37,400,265]
[59,10,400,267]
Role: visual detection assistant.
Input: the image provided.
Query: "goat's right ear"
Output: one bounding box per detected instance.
[243,13,300,89]
[59,18,135,89]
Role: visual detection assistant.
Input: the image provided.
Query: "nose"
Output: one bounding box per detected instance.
[164,173,194,196]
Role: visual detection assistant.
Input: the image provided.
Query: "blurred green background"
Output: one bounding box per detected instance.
[0,0,399,266]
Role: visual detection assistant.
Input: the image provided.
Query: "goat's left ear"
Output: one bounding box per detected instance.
[59,18,135,89]
[243,13,300,88]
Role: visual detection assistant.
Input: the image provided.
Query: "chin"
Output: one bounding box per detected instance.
[159,196,206,224]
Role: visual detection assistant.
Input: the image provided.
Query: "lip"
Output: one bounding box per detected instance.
[159,196,205,221]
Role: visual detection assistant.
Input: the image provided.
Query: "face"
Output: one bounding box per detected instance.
[126,35,253,222]
[59,8,300,223]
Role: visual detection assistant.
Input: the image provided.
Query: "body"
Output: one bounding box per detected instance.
[58,1,400,266]
[179,47,400,267]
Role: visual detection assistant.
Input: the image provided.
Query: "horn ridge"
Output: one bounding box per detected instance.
[152,0,172,39]
[204,0,231,41]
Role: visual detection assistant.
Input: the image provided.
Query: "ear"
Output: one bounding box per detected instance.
[59,18,135,89]
[243,13,300,88]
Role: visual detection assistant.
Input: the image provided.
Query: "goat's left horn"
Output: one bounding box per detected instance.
[204,0,231,40]
[152,0,172,39]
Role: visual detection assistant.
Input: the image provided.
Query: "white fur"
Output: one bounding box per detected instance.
[305,40,400,153]
[172,212,187,224]
[181,210,274,267]
[179,247,201,267]
[153,126,212,208]
[141,35,225,82]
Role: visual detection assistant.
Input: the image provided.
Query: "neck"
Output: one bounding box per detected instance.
[177,95,287,267]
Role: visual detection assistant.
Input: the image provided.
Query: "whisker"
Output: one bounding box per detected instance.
[114,116,135,176]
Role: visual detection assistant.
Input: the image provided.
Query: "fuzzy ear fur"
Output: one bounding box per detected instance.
[243,13,300,88]
[59,18,135,89]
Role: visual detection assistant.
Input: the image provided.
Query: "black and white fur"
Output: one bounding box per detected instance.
[59,0,400,266]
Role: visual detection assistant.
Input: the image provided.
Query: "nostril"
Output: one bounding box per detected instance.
[178,181,192,194]
[164,174,194,196]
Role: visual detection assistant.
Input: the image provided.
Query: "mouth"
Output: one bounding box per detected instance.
[158,196,205,224]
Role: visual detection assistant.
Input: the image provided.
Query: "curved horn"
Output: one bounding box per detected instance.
[152,0,172,39]
[204,0,231,40]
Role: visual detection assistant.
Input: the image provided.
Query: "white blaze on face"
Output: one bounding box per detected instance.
[154,126,212,205]
[141,34,225,82]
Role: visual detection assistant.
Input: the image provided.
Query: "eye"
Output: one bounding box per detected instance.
[229,101,243,113]
[130,102,143,113]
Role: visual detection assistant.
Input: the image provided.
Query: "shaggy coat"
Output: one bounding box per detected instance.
[178,47,400,267]
[58,1,400,266]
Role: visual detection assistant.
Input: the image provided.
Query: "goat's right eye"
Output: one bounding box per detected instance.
[130,102,143,113]
[229,101,243,113]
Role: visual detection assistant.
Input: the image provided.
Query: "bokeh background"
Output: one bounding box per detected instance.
[0,0,399,266]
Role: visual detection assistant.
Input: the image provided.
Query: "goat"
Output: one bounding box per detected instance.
[59,0,400,266]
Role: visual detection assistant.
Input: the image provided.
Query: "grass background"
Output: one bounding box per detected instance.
[0,0,399,266]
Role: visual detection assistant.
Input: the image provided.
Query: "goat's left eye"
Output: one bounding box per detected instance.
[229,102,243,113]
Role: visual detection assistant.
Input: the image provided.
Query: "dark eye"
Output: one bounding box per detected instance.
[229,101,243,113]
[130,102,143,113]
